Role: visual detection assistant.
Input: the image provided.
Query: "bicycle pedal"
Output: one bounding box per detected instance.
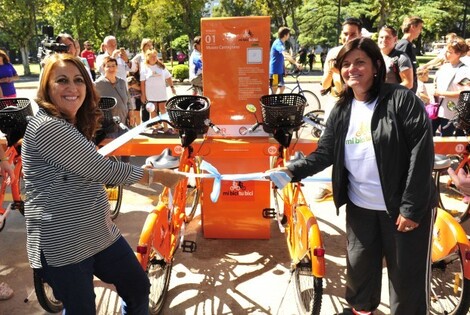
[262,208,276,219]
[181,240,197,253]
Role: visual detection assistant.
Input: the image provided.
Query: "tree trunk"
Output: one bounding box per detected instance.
[20,47,31,76]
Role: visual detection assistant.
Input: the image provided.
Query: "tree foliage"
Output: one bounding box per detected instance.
[0,0,469,74]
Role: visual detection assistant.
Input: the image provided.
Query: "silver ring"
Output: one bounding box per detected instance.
[404,226,413,231]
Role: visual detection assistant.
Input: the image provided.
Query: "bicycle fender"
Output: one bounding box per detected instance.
[296,205,326,278]
[433,208,470,279]
[304,209,326,278]
[136,211,158,269]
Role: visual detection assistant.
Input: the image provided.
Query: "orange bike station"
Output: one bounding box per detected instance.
[103,16,470,241]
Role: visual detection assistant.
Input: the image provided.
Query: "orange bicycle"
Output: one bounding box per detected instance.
[0,97,33,232]
[135,95,220,314]
[432,91,470,223]
[245,93,325,315]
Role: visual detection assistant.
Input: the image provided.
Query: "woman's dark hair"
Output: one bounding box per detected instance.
[334,37,386,104]
[36,54,102,141]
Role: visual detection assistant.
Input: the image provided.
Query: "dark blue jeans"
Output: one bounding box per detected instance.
[38,236,150,315]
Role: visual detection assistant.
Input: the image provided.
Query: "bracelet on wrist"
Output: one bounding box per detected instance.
[147,168,154,186]
[1,157,9,162]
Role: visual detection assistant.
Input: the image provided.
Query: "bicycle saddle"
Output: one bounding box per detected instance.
[145,148,180,169]
[433,154,451,171]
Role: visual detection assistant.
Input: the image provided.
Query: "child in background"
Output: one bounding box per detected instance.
[127,76,141,127]
[417,68,431,104]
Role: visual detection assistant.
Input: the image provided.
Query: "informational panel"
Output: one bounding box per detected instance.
[201,16,270,137]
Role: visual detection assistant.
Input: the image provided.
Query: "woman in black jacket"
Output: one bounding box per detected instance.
[277,37,437,315]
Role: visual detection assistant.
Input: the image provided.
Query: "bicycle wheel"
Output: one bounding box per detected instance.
[106,156,123,220]
[184,156,202,223]
[430,250,470,315]
[436,156,470,223]
[147,248,173,315]
[33,269,64,313]
[301,90,321,110]
[293,258,323,315]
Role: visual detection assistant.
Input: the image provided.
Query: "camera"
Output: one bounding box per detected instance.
[37,25,69,61]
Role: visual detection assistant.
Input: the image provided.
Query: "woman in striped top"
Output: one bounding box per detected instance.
[22,53,184,315]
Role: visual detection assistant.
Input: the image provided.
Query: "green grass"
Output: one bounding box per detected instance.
[13,63,41,76]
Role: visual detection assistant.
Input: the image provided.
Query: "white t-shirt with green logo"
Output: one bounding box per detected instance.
[344,98,387,210]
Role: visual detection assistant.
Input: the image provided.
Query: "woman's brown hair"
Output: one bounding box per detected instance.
[0,50,10,63]
[36,54,102,140]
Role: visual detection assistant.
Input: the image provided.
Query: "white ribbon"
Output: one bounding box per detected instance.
[190,160,330,203]
[97,113,170,156]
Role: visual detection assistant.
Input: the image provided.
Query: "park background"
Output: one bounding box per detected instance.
[0,0,469,79]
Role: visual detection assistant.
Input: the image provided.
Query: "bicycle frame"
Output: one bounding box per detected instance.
[273,145,326,278]
[432,208,470,279]
[136,144,199,267]
[0,143,24,229]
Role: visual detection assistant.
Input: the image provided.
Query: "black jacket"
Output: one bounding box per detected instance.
[288,83,438,223]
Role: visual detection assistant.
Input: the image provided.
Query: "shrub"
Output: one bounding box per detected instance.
[172,64,189,82]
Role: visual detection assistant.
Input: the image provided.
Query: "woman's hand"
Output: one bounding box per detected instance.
[0,160,15,185]
[448,167,470,196]
[396,214,419,232]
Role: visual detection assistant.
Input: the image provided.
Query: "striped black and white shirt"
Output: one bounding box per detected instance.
[22,109,143,268]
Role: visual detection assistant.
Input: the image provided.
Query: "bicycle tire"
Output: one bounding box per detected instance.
[293,259,323,315]
[33,269,64,313]
[430,250,470,315]
[147,248,173,315]
[436,156,470,223]
[184,156,202,223]
[301,90,321,110]
[0,218,5,232]
[106,156,123,220]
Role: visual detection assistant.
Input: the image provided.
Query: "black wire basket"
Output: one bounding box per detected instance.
[98,97,117,130]
[454,91,470,133]
[259,94,306,133]
[166,95,210,134]
[0,98,33,146]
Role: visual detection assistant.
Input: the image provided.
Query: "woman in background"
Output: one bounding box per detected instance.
[0,50,19,98]
[140,49,176,133]
[433,37,470,136]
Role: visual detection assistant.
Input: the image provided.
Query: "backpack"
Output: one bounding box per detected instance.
[389,53,402,83]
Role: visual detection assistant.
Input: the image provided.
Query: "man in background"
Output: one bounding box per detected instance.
[395,16,424,92]
[81,40,96,81]
[269,26,301,94]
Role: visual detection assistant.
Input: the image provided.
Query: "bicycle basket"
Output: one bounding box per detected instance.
[454,91,470,133]
[98,97,117,130]
[259,93,306,133]
[0,98,33,146]
[166,95,210,134]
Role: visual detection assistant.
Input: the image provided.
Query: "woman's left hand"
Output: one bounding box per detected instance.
[396,214,419,232]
